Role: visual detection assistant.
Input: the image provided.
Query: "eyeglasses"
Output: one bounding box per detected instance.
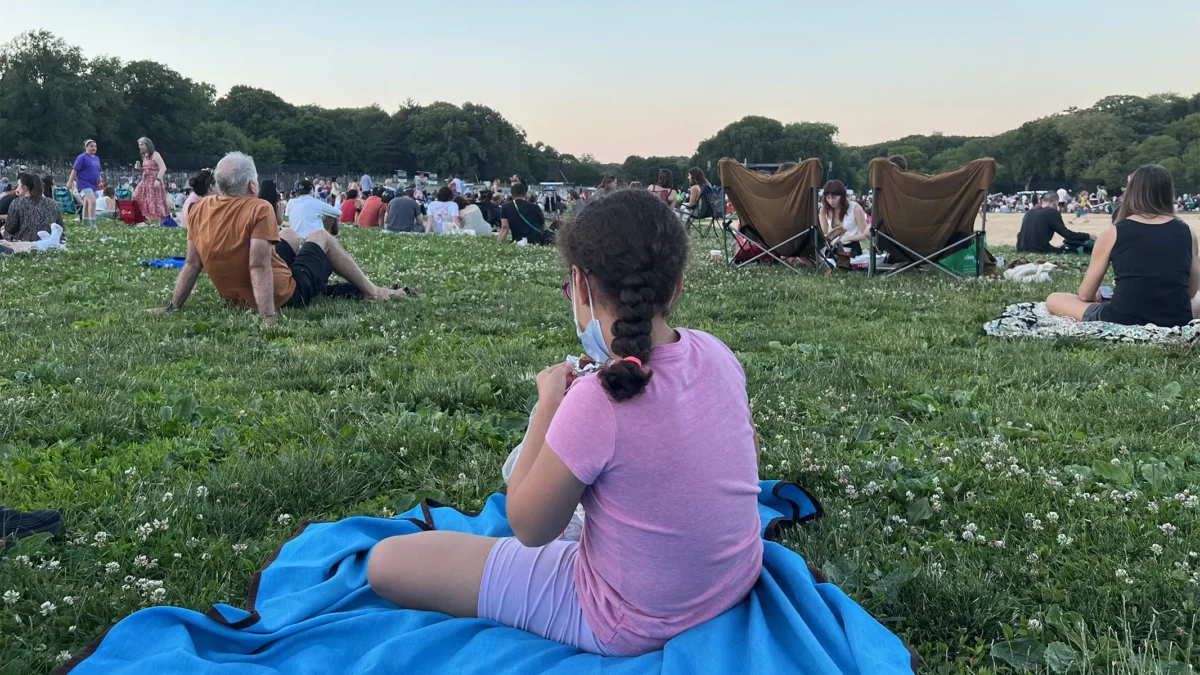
[561,282,572,301]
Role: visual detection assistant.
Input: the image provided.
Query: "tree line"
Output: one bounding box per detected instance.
[3,31,1200,193]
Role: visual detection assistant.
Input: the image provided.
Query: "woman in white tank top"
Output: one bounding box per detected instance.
[819,179,870,257]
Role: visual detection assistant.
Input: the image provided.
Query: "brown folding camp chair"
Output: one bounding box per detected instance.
[718,158,828,273]
[867,157,996,279]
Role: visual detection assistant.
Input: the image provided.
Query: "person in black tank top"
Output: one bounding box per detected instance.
[1046,164,1200,328]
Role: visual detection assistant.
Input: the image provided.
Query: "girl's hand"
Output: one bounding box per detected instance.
[535,362,575,409]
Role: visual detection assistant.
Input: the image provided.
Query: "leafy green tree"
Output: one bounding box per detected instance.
[1130,135,1181,166]
[249,137,286,166]
[0,31,93,157]
[190,121,251,165]
[996,120,1067,190]
[1059,112,1135,184]
[214,86,296,139]
[119,60,215,160]
[1178,140,1200,190]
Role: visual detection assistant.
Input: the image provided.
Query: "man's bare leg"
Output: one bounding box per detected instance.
[303,230,400,300]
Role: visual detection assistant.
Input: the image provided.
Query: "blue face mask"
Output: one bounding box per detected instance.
[573,275,611,364]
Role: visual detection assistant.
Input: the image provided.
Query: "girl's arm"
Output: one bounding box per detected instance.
[687,185,700,208]
[1077,226,1116,302]
[1189,230,1200,301]
[508,363,587,547]
[846,203,871,242]
[67,169,78,190]
[818,208,830,233]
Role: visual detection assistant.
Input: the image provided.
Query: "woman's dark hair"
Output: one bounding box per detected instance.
[453,195,470,210]
[778,162,798,172]
[657,169,672,190]
[436,186,453,202]
[260,179,280,206]
[347,188,359,200]
[19,173,42,202]
[41,174,54,199]
[103,186,115,198]
[888,155,908,170]
[598,175,617,190]
[558,189,689,402]
[1116,164,1176,222]
[822,179,849,223]
[687,167,708,187]
[188,169,215,197]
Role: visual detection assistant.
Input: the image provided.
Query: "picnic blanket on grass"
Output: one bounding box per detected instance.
[60,481,913,675]
[984,302,1200,343]
[138,257,186,268]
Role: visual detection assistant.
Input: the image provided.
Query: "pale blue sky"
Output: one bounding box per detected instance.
[5,0,1199,162]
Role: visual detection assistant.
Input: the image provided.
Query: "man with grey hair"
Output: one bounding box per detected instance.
[151,152,412,327]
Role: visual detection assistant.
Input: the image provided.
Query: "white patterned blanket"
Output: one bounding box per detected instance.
[984,302,1200,343]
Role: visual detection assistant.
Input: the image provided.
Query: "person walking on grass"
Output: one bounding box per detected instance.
[368,189,763,657]
[67,140,102,226]
[133,137,173,225]
[1047,164,1199,327]
[149,152,412,329]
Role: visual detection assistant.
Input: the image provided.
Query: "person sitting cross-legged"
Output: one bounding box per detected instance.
[149,152,411,329]
[1047,164,1199,327]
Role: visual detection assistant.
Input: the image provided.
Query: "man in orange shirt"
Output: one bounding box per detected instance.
[150,152,409,328]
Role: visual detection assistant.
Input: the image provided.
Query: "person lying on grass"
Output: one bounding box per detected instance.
[149,152,411,329]
[1047,163,1200,327]
[368,189,763,657]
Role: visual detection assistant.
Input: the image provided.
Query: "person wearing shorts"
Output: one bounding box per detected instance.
[151,152,412,327]
[67,140,102,226]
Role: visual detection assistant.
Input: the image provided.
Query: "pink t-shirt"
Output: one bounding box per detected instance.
[546,328,762,655]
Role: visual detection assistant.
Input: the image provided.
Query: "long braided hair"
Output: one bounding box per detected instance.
[558,189,689,402]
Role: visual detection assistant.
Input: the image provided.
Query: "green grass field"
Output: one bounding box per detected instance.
[1,223,1198,674]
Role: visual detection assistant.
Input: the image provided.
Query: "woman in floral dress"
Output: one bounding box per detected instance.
[132,137,172,224]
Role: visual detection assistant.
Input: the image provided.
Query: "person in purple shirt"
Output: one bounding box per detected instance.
[67,139,102,226]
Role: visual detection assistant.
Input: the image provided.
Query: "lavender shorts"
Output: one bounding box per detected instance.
[477,537,619,656]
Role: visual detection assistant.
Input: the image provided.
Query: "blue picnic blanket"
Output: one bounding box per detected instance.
[138,257,186,269]
[59,481,912,674]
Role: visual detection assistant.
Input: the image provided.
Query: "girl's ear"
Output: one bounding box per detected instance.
[670,273,685,307]
[572,266,590,308]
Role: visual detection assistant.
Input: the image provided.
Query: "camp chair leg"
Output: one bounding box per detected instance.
[873,233,974,280]
[732,228,813,274]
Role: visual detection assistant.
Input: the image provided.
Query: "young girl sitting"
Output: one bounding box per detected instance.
[368,189,763,657]
[1047,164,1200,327]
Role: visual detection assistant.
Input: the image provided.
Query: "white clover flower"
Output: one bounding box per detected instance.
[39,601,56,615]
[14,555,31,567]
[136,523,154,541]
[56,650,72,664]
[1151,544,1164,556]
[3,590,19,605]
[161,492,173,502]
[1111,458,1121,466]
[1027,553,1040,564]
[1046,512,1059,522]
[232,543,248,553]
[1115,568,1128,579]
[105,562,120,574]
[1160,523,1178,537]
[174,553,182,559]
[277,514,293,526]
[1057,533,1074,546]
[1027,618,1041,631]
[201,553,211,560]
[195,486,208,498]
